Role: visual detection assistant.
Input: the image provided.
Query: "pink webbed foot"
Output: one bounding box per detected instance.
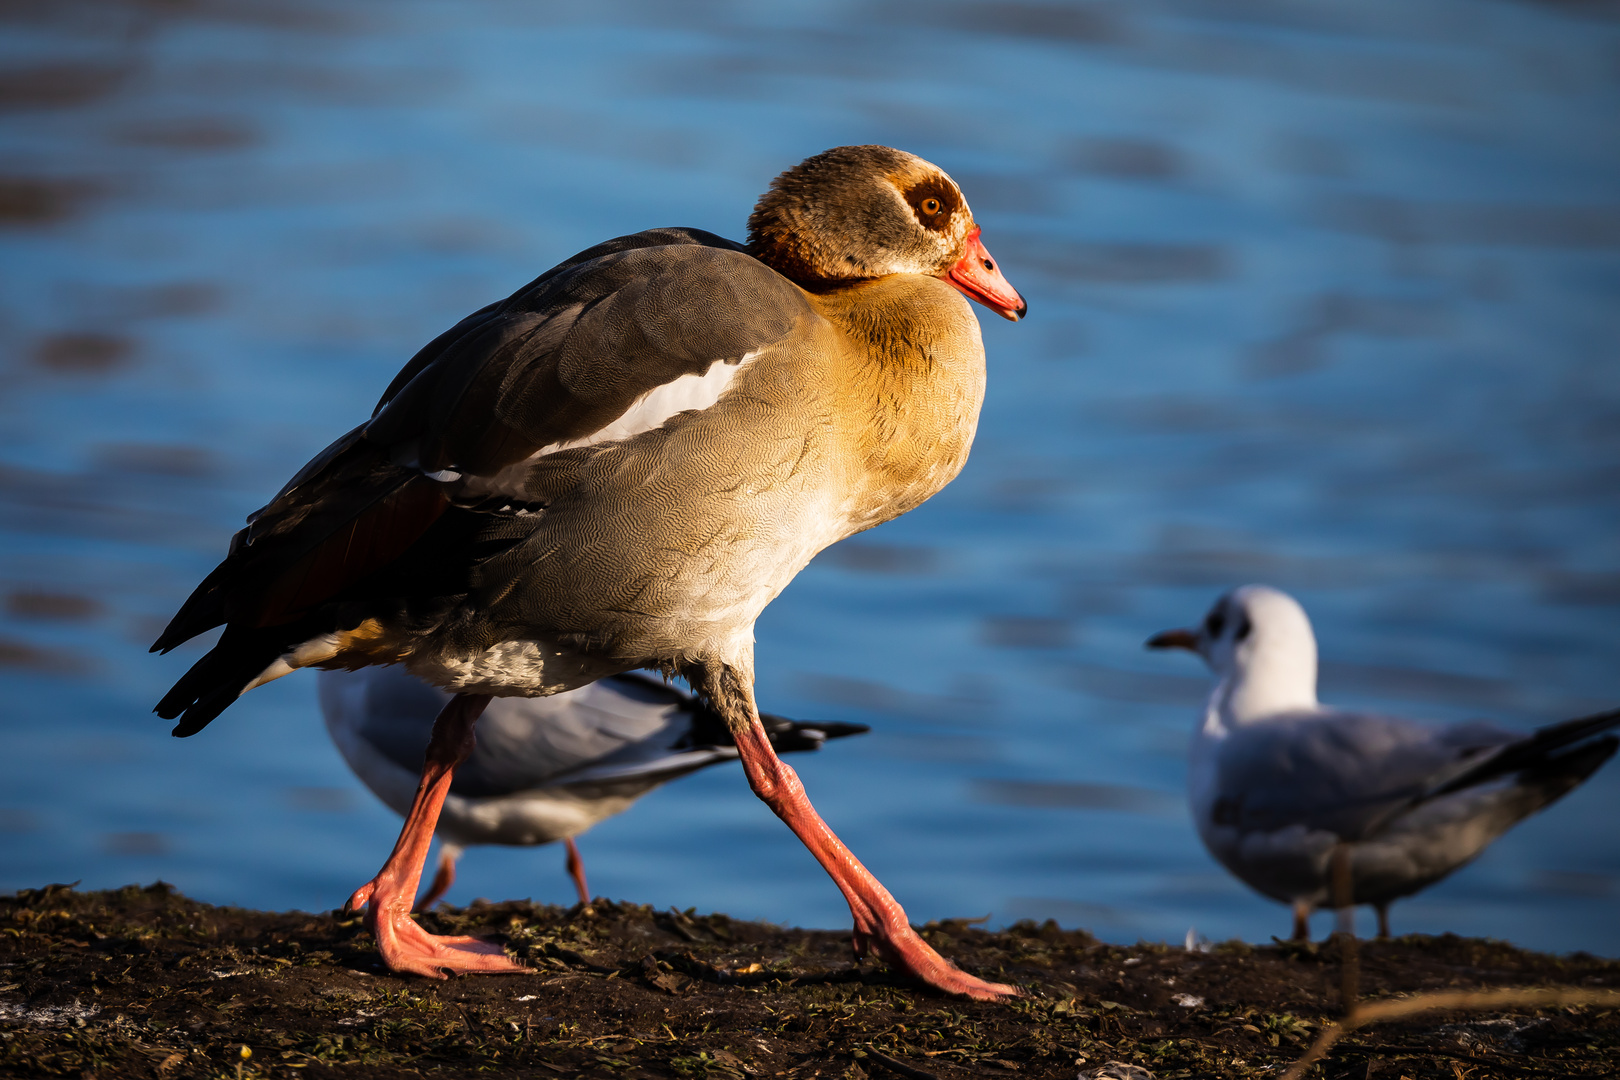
[347,879,527,979]
[851,900,1018,1001]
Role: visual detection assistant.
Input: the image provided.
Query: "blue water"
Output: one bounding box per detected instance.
[2,0,1618,954]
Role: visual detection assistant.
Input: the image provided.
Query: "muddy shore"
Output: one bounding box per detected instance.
[2,883,1617,1079]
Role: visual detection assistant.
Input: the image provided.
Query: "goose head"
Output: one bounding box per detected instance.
[747,144,1027,321]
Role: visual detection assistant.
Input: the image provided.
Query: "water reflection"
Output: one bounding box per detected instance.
[0,0,1616,953]
[284,787,355,814]
[6,590,105,620]
[972,780,1178,816]
[101,832,168,857]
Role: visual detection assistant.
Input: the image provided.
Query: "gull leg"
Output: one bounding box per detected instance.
[1291,899,1313,942]
[1375,902,1391,941]
[689,659,1016,1001]
[564,837,590,906]
[345,693,526,978]
[414,843,462,913]
[1330,843,1356,938]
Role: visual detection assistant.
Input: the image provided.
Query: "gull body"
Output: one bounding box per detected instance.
[1149,585,1619,939]
[319,666,867,908]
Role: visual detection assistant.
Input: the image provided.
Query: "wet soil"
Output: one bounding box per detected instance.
[3,883,1618,1079]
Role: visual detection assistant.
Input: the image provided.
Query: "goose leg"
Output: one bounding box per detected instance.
[345,693,526,977]
[690,659,1017,1001]
[414,843,462,913]
[564,837,590,906]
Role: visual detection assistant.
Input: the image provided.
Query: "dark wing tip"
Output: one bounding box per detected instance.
[149,601,216,656]
[153,631,287,736]
[153,688,188,722]
[810,720,871,740]
[149,630,186,655]
[758,714,871,754]
[167,692,234,738]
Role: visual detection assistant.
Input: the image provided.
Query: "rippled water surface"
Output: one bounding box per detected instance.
[3,0,1618,952]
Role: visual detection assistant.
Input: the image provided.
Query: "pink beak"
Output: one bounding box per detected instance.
[942,227,1027,322]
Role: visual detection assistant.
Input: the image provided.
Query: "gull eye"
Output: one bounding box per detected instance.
[921,197,941,215]
[1204,608,1226,639]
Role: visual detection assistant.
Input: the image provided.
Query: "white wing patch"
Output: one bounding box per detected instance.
[419,350,761,500]
[533,350,760,457]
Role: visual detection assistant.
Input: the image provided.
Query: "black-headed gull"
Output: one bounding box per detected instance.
[1147,584,1620,940]
[320,666,868,911]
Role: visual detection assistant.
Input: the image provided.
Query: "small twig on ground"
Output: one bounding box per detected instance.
[1337,1041,1553,1077]
[1280,986,1620,1080]
[862,1045,945,1080]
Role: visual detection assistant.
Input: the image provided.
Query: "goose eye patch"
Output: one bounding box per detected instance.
[903,178,961,233]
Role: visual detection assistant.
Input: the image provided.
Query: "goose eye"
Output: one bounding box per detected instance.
[921,197,941,215]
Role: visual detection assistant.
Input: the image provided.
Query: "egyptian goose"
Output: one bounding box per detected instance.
[1148,585,1620,941]
[320,666,867,910]
[152,144,1025,998]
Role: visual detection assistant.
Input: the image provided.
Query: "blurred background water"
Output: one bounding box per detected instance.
[2,0,1618,953]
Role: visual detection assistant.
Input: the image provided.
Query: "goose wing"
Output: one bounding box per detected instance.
[154,230,810,735]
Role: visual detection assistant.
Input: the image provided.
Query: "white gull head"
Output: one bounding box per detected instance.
[1148,584,1320,725]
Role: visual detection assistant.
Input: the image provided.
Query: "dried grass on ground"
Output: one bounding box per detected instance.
[2,884,1617,1079]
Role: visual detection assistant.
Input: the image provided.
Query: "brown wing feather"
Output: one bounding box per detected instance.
[242,476,450,627]
[364,232,808,477]
[151,433,448,650]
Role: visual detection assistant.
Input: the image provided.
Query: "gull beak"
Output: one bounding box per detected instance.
[1145,627,1200,652]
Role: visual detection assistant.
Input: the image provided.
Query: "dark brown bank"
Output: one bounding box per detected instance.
[3,883,1618,1079]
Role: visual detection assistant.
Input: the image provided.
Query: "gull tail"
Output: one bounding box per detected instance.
[1426,705,1620,800]
[608,671,872,754]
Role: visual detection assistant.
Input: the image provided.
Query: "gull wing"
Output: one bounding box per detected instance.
[1212,709,1520,840]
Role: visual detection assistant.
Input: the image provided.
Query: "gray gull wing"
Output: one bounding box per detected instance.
[347,670,697,797]
[1213,709,1520,840]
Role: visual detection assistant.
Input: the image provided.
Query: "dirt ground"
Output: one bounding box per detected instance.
[2,884,1618,1079]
